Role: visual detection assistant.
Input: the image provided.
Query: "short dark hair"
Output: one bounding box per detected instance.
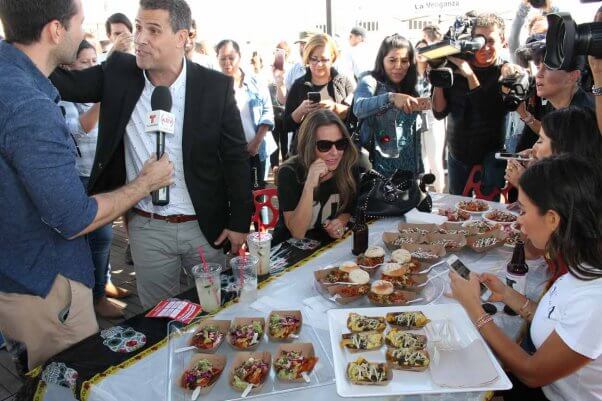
[0,0,78,45]
[371,34,418,97]
[519,155,602,280]
[215,39,240,55]
[350,26,367,38]
[139,0,191,33]
[541,106,602,160]
[76,39,95,59]
[105,13,132,37]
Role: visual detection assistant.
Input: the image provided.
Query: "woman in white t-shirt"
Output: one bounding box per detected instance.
[450,155,602,401]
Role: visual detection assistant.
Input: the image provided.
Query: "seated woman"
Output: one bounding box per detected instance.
[506,106,602,187]
[274,110,361,245]
[353,34,423,176]
[283,33,355,154]
[450,155,602,401]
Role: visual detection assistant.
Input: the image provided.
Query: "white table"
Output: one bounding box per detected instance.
[42,194,549,401]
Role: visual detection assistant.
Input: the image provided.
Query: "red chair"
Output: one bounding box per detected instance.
[461,165,501,201]
[251,188,279,231]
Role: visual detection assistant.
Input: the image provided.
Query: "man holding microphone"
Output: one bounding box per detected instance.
[51,0,253,309]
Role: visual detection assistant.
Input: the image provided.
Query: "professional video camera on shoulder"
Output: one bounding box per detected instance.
[417,16,486,88]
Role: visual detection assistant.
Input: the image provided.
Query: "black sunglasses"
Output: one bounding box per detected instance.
[316,139,348,152]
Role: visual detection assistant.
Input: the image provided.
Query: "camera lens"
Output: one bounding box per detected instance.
[545,12,602,70]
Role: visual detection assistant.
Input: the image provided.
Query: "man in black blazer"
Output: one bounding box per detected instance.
[51,0,252,308]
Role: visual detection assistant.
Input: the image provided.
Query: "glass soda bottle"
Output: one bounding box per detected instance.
[504,240,529,315]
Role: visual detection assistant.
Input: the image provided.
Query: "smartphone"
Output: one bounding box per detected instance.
[495,152,533,161]
[273,50,285,71]
[413,97,432,111]
[447,255,492,301]
[307,92,321,103]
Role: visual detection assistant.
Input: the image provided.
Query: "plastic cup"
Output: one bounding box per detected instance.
[247,232,272,278]
[191,263,222,313]
[229,255,259,303]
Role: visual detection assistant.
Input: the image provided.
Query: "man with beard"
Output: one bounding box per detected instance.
[0,0,173,369]
[432,13,520,196]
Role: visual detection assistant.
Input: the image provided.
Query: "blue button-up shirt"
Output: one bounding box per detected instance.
[0,41,97,297]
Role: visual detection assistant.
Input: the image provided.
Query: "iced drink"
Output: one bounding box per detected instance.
[230,255,258,303]
[191,263,222,313]
[247,232,272,279]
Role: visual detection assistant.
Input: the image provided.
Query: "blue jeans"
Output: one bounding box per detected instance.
[80,176,113,299]
[447,152,506,199]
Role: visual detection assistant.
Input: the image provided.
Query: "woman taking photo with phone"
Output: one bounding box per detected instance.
[353,34,424,176]
[274,110,360,245]
[283,33,355,154]
[451,155,602,401]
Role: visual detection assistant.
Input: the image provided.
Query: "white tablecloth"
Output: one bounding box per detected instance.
[42,194,549,401]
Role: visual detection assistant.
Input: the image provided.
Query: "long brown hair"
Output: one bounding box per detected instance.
[283,110,359,214]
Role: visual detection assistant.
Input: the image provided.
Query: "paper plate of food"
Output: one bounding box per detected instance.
[435,207,471,222]
[483,209,518,226]
[455,199,490,215]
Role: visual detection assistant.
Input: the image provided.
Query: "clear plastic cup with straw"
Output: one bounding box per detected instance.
[229,255,259,303]
[247,231,272,278]
[191,263,221,313]
[193,247,221,313]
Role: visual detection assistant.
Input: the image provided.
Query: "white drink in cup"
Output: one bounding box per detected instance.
[247,232,272,278]
[191,263,222,313]
[230,255,258,303]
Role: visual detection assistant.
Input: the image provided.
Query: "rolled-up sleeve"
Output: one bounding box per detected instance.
[5,100,98,238]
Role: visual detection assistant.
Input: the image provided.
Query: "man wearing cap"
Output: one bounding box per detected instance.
[337,26,372,81]
[285,30,318,90]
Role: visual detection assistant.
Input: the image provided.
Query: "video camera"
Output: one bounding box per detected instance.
[545,11,602,70]
[499,71,535,111]
[417,16,486,88]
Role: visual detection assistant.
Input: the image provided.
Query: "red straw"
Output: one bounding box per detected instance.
[197,246,219,307]
[237,244,246,290]
[198,246,209,273]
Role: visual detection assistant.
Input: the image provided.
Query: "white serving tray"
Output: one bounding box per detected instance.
[327,304,512,397]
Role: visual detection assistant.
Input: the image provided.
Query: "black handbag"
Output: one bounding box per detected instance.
[357,169,433,217]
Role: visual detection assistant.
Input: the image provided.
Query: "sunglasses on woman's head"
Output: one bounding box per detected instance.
[316,139,348,152]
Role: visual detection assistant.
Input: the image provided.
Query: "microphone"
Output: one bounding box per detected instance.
[145,86,174,206]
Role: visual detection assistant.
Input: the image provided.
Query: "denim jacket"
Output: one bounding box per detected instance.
[240,71,274,161]
[353,74,423,176]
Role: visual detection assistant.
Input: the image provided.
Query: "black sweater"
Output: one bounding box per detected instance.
[433,62,509,165]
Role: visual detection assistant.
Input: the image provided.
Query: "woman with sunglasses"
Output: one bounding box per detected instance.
[273,110,360,245]
[353,34,423,176]
[451,155,602,401]
[283,33,355,154]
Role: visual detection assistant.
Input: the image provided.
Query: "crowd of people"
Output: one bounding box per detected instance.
[0,0,601,400]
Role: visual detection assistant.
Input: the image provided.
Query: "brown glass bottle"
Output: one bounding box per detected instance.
[504,240,529,315]
[352,212,368,256]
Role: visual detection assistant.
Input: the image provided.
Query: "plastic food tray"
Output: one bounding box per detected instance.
[166,316,335,401]
[327,304,512,397]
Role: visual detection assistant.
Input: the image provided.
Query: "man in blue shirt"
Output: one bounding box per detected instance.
[0,0,173,370]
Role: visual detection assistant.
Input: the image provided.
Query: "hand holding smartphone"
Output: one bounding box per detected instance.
[307,92,321,103]
[412,97,432,112]
[447,255,492,301]
[495,152,533,162]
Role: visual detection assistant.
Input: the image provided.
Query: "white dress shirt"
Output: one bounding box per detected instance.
[124,59,195,215]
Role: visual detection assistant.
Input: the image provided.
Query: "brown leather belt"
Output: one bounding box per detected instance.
[132,208,197,223]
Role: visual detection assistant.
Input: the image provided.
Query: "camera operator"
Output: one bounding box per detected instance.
[432,13,521,196]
